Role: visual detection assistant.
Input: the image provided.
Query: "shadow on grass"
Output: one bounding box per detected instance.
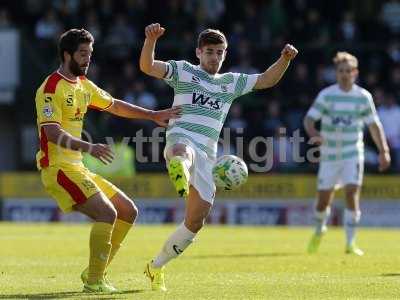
[0,289,144,299]
[184,252,298,259]
[381,273,400,277]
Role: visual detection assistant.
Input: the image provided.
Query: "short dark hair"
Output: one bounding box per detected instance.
[58,28,94,62]
[197,29,227,49]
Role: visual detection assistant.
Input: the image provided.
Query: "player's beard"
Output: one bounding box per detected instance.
[69,57,88,76]
[203,62,220,75]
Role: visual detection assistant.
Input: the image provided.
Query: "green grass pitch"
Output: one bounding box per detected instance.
[0,223,399,299]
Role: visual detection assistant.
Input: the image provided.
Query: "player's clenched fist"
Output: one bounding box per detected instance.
[281,44,298,61]
[145,23,165,41]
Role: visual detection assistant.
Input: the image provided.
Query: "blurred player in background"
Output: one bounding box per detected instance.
[304,52,391,256]
[140,23,298,292]
[35,28,180,293]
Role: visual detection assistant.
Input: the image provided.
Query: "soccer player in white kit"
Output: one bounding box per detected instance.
[304,52,391,255]
[140,23,298,291]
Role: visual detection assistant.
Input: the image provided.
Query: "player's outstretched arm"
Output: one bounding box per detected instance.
[253,44,298,90]
[368,122,391,171]
[106,99,181,127]
[140,23,169,79]
[42,124,114,164]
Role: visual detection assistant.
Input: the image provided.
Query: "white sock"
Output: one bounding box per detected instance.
[314,207,331,235]
[152,223,196,268]
[344,209,361,246]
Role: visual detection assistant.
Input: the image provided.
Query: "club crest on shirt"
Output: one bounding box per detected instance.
[83,92,91,105]
[43,104,53,117]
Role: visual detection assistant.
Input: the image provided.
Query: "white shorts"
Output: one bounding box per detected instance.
[317,159,364,190]
[164,137,216,204]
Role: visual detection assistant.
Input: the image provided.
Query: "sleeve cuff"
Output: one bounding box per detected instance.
[89,99,114,111]
[40,121,61,126]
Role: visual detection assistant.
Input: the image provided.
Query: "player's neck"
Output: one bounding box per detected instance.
[338,83,353,92]
[58,65,78,82]
[198,64,218,76]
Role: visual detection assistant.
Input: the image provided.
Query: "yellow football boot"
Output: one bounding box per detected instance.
[168,157,190,197]
[144,262,167,292]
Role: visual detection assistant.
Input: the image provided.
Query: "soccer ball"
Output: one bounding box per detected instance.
[212,155,248,190]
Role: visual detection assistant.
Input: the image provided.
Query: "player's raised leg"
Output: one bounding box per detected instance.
[165,143,193,197]
[74,192,117,293]
[344,184,363,256]
[145,186,211,291]
[308,189,334,254]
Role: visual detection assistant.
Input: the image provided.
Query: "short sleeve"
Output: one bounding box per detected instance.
[35,89,62,125]
[163,60,183,89]
[361,92,379,125]
[306,91,327,121]
[86,79,114,110]
[233,73,258,98]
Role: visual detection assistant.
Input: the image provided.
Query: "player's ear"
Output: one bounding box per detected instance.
[63,50,71,62]
[195,48,201,60]
[222,49,227,61]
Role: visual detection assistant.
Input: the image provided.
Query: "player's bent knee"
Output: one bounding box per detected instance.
[185,218,205,233]
[128,202,138,222]
[96,204,117,224]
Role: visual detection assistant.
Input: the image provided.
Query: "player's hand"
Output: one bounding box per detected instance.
[151,106,182,127]
[308,135,324,146]
[281,44,298,61]
[378,151,391,172]
[145,23,165,41]
[89,143,115,165]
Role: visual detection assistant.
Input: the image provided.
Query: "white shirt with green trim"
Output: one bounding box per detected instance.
[307,84,379,162]
[164,60,258,159]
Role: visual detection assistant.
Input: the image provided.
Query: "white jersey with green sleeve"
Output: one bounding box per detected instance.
[306,84,379,162]
[164,60,258,159]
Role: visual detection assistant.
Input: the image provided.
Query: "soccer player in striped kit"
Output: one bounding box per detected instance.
[304,52,391,256]
[140,23,298,291]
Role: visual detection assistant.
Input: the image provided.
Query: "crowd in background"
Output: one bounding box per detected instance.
[2,0,400,172]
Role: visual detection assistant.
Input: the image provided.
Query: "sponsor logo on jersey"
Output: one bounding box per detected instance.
[66,95,73,106]
[221,85,228,92]
[331,115,353,126]
[43,104,53,117]
[192,92,222,110]
[191,75,200,83]
[69,107,84,121]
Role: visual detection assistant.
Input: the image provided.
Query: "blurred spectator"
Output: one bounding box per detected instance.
[338,11,358,42]
[227,104,247,131]
[272,126,296,171]
[35,9,62,42]
[381,0,400,34]
[0,8,12,28]
[229,57,259,74]
[104,14,136,61]
[387,40,400,64]
[133,81,157,110]
[263,100,283,137]
[84,10,102,41]
[261,0,287,42]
